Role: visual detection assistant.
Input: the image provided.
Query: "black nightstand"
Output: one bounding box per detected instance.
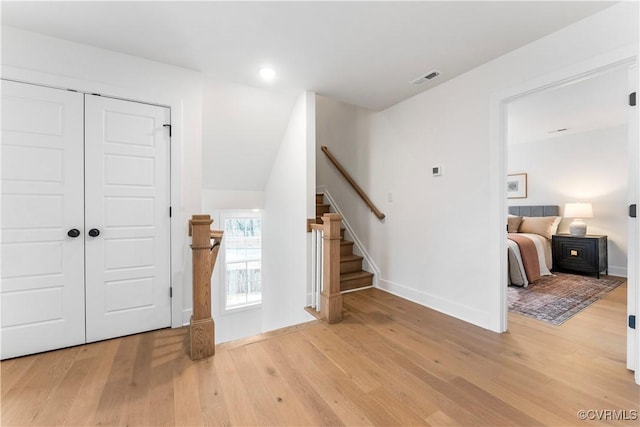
[552,234,608,278]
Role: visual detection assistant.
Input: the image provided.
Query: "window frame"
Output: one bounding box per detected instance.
[218,209,263,313]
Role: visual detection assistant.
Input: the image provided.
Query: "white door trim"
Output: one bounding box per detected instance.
[1,67,186,329]
[489,44,639,384]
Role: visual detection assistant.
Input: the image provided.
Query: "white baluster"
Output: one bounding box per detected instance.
[311,228,317,309]
[317,229,323,311]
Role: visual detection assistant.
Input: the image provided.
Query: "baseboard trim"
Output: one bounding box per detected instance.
[608,265,627,278]
[376,278,491,330]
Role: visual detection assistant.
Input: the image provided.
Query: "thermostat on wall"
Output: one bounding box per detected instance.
[432,165,442,176]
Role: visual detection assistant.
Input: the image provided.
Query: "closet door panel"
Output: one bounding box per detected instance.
[1,80,85,359]
[84,95,171,342]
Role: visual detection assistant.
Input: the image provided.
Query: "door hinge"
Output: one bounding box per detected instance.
[630,315,636,329]
[169,206,172,217]
[630,204,637,218]
[163,124,172,137]
[170,287,173,298]
[630,92,636,107]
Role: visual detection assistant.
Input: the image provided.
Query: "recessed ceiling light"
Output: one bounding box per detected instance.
[260,67,276,81]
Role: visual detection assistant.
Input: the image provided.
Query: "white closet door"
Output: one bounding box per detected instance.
[84,95,171,342]
[1,80,85,359]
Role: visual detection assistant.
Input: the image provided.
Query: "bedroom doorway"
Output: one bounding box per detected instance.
[492,52,638,384]
[506,65,629,296]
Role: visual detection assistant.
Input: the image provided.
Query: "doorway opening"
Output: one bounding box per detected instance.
[492,54,638,382]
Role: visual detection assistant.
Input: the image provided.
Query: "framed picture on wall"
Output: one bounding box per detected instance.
[507,173,527,199]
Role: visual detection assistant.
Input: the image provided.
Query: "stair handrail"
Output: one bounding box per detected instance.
[320,146,385,220]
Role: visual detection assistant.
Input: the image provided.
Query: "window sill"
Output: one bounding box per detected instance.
[222,302,262,316]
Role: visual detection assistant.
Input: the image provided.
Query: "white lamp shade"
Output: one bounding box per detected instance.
[564,202,593,219]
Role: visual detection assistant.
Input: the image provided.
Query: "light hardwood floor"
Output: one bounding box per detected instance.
[2,284,638,426]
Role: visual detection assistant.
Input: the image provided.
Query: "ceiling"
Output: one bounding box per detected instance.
[507,66,629,144]
[0,1,616,111]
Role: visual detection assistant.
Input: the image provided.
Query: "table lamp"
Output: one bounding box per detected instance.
[564,202,593,237]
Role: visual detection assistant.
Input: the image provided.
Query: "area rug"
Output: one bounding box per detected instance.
[508,272,625,325]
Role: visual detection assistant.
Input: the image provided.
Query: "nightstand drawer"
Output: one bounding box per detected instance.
[552,235,607,277]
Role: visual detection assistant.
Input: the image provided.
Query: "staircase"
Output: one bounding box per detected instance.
[315,194,373,292]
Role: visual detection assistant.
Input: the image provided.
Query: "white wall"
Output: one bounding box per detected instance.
[509,125,629,276]
[316,95,375,226]
[1,26,204,327]
[201,78,297,192]
[204,91,316,342]
[202,189,265,212]
[199,79,302,342]
[262,91,316,332]
[317,2,638,330]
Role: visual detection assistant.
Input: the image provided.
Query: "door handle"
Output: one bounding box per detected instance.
[88,228,101,237]
[67,228,81,238]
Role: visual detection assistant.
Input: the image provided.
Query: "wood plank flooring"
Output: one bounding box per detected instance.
[2,284,638,426]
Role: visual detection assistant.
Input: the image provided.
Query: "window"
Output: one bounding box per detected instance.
[223,215,262,309]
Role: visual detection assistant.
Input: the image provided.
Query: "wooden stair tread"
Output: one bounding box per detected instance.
[304,306,322,320]
[313,194,375,294]
[340,254,363,262]
[340,270,374,280]
[340,270,373,291]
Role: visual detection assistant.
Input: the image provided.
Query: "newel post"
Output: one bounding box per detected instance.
[320,213,343,323]
[188,214,223,360]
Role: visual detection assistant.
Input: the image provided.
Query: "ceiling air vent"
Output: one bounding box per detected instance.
[548,128,568,134]
[411,70,441,85]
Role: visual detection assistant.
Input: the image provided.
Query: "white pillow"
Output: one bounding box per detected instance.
[519,216,561,239]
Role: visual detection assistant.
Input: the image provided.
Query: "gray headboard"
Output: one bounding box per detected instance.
[509,205,559,217]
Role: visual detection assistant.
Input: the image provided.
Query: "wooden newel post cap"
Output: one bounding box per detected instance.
[189,214,215,246]
[322,213,342,239]
[322,213,342,221]
[190,214,213,228]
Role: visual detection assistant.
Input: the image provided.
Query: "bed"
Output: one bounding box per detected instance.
[507,205,560,287]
